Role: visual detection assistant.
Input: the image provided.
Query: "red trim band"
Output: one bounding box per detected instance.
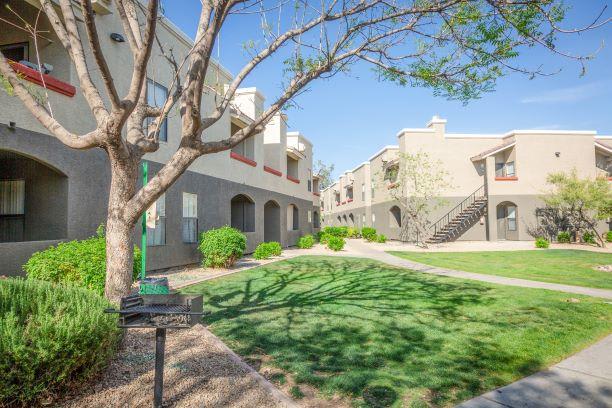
[495,176,518,181]
[313,192,321,197]
[287,175,300,184]
[230,151,257,167]
[9,61,76,97]
[264,166,282,177]
[347,198,353,203]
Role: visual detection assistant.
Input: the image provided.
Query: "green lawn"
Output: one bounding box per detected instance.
[387,249,612,289]
[181,256,612,407]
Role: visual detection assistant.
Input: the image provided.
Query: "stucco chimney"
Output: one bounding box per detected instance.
[426,115,447,135]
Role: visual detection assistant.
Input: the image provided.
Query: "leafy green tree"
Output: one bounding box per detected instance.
[314,160,335,190]
[544,170,612,247]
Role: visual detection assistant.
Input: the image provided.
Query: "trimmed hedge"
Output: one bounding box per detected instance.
[24,227,141,296]
[254,242,282,260]
[361,227,377,242]
[326,236,345,251]
[0,278,120,406]
[199,226,246,268]
[297,235,315,249]
[535,237,550,248]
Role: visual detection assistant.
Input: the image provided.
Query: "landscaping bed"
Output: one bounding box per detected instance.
[181,256,612,407]
[388,249,612,289]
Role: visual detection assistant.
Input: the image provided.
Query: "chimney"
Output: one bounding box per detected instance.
[426,115,447,134]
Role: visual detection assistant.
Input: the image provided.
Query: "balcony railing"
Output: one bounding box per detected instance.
[9,61,76,97]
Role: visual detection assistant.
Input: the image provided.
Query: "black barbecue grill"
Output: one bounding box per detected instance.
[106,293,204,407]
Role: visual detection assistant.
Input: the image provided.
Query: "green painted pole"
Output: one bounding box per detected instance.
[140,161,148,281]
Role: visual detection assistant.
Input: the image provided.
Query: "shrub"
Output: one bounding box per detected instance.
[315,230,325,242]
[535,237,550,248]
[24,226,141,296]
[346,227,361,239]
[320,233,332,244]
[199,226,246,267]
[582,231,596,245]
[556,231,571,243]
[322,226,348,238]
[0,278,120,405]
[297,235,315,249]
[361,227,377,242]
[607,231,612,243]
[326,236,345,251]
[376,234,387,243]
[253,241,282,260]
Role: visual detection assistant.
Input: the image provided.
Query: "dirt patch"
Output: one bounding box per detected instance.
[57,325,293,408]
[594,265,612,273]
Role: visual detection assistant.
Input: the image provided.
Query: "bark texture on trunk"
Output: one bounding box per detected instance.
[104,151,139,304]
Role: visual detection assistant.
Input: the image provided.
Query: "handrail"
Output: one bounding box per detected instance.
[427,184,486,238]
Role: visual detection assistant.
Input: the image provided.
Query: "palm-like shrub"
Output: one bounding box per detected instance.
[199,226,246,267]
[0,278,120,406]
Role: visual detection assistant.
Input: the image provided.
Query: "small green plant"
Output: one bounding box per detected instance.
[582,231,596,245]
[320,233,331,244]
[0,278,120,405]
[346,227,361,238]
[24,225,141,296]
[315,230,325,242]
[290,385,305,399]
[361,227,377,242]
[326,236,345,251]
[606,231,612,243]
[297,235,315,249]
[198,226,246,267]
[376,234,387,243]
[253,241,282,260]
[557,231,571,243]
[322,226,348,238]
[535,237,550,248]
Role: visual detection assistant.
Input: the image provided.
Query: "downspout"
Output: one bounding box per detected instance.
[483,160,490,241]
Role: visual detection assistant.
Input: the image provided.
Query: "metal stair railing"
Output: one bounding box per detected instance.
[427,184,486,240]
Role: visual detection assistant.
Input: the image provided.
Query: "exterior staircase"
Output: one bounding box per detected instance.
[426,185,487,244]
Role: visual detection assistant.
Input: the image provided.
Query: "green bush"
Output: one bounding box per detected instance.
[0,278,120,405]
[376,234,387,243]
[24,226,141,296]
[297,235,315,249]
[320,233,331,244]
[253,242,282,260]
[326,236,345,251]
[557,231,571,243]
[322,226,348,238]
[315,230,325,242]
[607,231,612,243]
[361,227,377,242]
[346,227,361,239]
[582,231,596,245]
[199,226,246,267]
[535,237,550,248]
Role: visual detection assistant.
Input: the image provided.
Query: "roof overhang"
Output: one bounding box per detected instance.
[595,141,612,155]
[286,147,305,160]
[470,138,516,162]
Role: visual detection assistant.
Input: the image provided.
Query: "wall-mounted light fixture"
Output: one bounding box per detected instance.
[110,33,125,43]
[555,152,561,157]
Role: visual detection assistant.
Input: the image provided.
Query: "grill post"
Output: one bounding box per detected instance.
[154,328,166,408]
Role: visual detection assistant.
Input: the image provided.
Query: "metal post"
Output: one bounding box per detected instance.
[141,161,148,280]
[153,328,166,408]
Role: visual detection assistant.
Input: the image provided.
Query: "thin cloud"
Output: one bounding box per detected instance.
[520,81,610,104]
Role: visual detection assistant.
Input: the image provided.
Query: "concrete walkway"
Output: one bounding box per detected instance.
[456,335,612,408]
[344,240,612,300]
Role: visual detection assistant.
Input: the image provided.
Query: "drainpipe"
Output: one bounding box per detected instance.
[483,160,490,241]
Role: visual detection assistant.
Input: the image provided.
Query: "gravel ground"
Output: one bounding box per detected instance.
[58,325,295,408]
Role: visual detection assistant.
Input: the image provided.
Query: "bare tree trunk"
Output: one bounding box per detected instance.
[104,150,139,304]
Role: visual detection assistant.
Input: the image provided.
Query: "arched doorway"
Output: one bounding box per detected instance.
[389,205,401,228]
[264,200,281,242]
[0,150,68,242]
[231,194,255,232]
[497,201,518,240]
[348,213,355,226]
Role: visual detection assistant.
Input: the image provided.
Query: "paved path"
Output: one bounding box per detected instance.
[456,335,612,408]
[344,240,612,300]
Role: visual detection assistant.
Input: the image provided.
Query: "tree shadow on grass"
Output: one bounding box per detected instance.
[182,256,547,407]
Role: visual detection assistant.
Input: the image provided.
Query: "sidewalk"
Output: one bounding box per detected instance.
[456,335,612,408]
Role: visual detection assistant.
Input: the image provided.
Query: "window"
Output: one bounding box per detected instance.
[507,205,517,231]
[0,179,25,242]
[346,186,353,200]
[506,161,515,177]
[231,194,255,232]
[384,165,398,183]
[147,194,166,246]
[362,214,366,225]
[361,183,365,201]
[307,169,312,192]
[182,193,198,243]
[0,42,28,62]
[287,156,299,179]
[231,122,255,160]
[372,213,376,224]
[371,181,375,199]
[496,161,515,177]
[146,79,168,142]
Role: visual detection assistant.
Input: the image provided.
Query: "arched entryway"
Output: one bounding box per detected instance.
[496,201,518,240]
[342,214,347,225]
[264,200,281,242]
[389,205,401,228]
[231,194,255,232]
[348,213,355,226]
[0,150,68,242]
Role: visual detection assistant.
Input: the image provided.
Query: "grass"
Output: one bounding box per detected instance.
[181,256,612,407]
[387,249,612,289]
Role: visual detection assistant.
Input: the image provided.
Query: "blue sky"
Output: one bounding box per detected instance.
[164,1,612,177]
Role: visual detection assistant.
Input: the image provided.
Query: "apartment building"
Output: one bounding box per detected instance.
[0,0,320,276]
[322,116,612,242]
